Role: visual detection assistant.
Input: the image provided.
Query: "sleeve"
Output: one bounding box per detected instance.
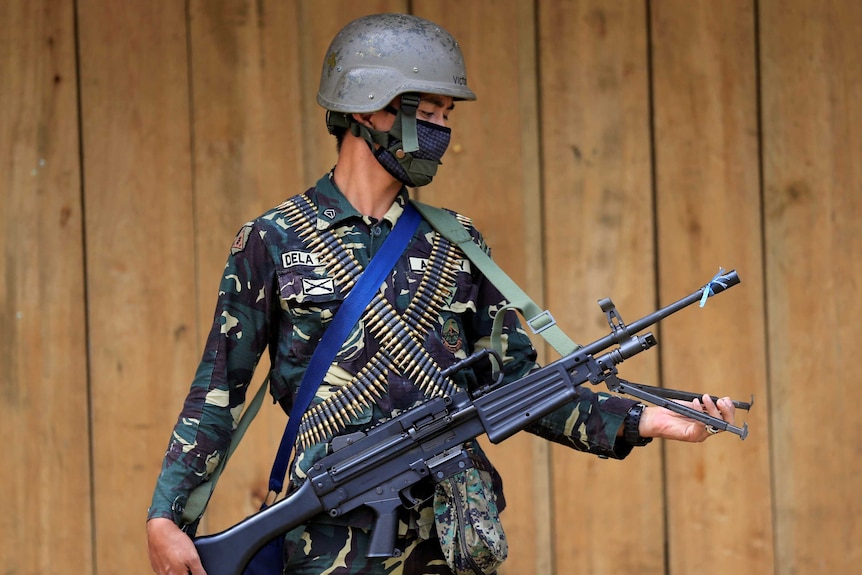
[484,301,638,459]
[147,220,278,523]
[525,390,637,459]
[464,225,639,461]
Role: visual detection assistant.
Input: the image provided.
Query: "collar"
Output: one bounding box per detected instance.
[312,172,408,231]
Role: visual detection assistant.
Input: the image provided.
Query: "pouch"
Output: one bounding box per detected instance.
[433,466,508,575]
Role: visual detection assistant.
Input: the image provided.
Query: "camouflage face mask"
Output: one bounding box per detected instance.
[371,117,451,188]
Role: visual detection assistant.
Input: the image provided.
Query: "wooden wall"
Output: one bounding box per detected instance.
[2,1,860,574]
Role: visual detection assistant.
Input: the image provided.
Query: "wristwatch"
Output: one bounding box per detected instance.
[624,403,653,446]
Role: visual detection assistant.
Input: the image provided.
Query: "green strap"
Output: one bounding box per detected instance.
[181,375,271,527]
[410,200,580,357]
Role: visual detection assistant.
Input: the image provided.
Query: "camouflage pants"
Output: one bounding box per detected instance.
[282,521,455,575]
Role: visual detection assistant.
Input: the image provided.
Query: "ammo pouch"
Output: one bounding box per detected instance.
[432,450,508,575]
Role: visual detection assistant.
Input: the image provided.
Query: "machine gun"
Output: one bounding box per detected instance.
[194,269,751,575]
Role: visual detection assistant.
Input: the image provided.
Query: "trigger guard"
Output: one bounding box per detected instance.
[400,478,434,509]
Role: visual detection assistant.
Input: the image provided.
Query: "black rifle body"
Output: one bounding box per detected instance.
[194,270,747,575]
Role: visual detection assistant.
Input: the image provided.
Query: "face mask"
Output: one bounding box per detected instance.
[373,118,451,187]
[348,97,452,187]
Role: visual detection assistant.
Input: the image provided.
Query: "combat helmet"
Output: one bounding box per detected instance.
[317,13,476,113]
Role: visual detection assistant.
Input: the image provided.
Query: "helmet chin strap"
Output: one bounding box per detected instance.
[344,95,421,158]
[326,93,420,156]
[394,93,420,153]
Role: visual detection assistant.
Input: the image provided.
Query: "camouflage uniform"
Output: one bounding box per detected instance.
[148,173,639,572]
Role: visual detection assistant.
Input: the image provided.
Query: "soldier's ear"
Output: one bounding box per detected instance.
[352,113,375,128]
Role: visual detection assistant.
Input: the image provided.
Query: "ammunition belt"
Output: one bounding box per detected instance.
[278,195,464,448]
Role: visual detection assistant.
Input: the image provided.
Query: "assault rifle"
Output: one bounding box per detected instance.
[194,269,751,575]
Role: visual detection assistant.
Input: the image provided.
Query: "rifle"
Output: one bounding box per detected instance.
[194,269,751,575]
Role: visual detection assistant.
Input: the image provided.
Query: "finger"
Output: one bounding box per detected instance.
[699,395,724,437]
[701,394,723,418]
[716,396,736,425]
[700,393,717,409]
[188,557,208,575]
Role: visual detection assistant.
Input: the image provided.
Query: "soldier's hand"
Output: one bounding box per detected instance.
[640,394,736,442]
[147,517,207,575]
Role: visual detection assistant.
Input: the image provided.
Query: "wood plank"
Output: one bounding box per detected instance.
[412,2,548,573]
[650,2,774,573]
[538,2,661,573]
[76,0,197,572]
[186,0,309,534]
[0,0,91,572]
[759,0,862,572]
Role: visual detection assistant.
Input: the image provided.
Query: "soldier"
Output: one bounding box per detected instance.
[146,13,735,575]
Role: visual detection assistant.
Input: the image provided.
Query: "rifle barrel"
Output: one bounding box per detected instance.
[580,270,740,358]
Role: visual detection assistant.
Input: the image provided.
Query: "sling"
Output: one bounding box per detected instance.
[410,200,580,357]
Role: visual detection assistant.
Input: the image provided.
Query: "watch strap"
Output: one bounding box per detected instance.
[624,402,653,446]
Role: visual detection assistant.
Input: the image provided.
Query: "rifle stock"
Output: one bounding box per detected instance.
[194,269,750,574]
[194,481,322,575]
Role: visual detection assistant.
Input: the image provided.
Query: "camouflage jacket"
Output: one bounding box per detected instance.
[148,173,638,525]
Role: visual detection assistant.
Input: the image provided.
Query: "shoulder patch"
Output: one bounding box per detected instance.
[231,224,254,255]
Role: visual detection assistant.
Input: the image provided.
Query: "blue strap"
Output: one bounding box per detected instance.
[267,203,422,493]
[699,267,728,308]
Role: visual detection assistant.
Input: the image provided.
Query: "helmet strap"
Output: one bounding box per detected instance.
[325,110,351,135]
[336,93,422,156]
[347,118,388,150]
[396,93,420,153]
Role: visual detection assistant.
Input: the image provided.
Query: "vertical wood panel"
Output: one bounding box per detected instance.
[186,0,308,533]
[760,0,862,572]
[651,2,774,573]
[0,0,91,572]
[412,1,548,572]
[539,1,660,573]
[2,1,859,572]
[77,0,197,572]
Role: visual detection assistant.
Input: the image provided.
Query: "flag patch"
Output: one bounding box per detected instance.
[231,224,253,254]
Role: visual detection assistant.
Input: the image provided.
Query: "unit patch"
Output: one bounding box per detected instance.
[302,277,335,296]
[442,318,463,353]
[282,251,322,268]
[230,224,253,255]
